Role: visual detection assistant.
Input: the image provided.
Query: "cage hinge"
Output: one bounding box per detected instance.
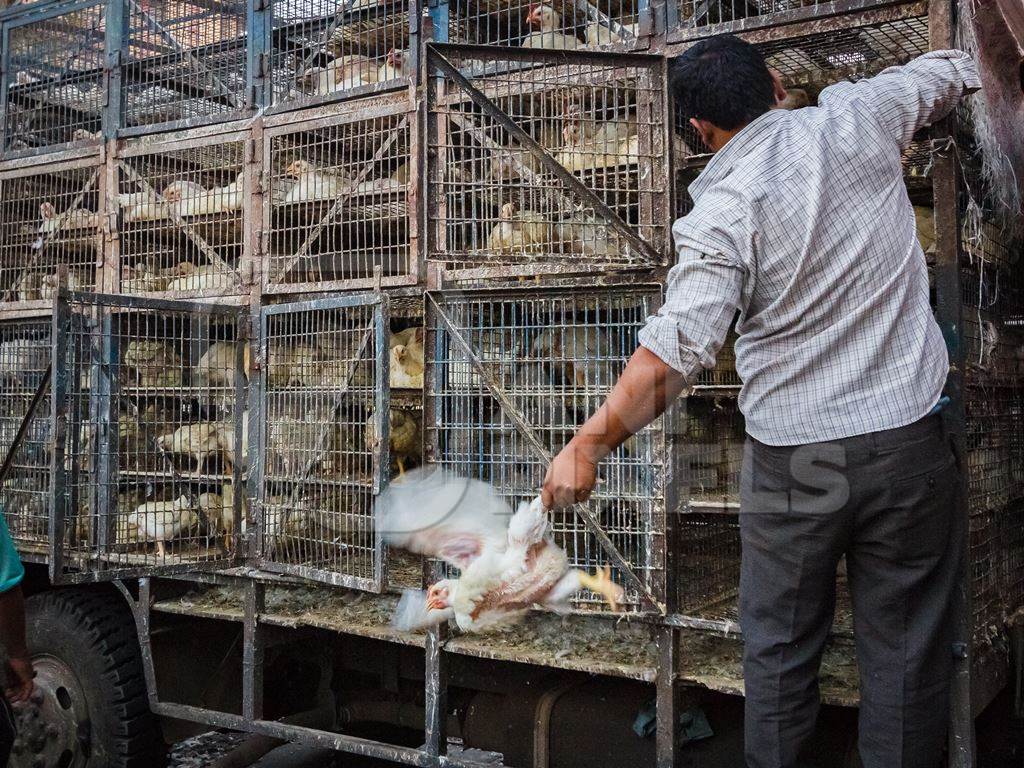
[244,138,257,165]
[257,52,269,79]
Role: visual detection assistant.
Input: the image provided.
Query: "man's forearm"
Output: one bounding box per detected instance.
[0,586,28,660]
[570,346,689,460]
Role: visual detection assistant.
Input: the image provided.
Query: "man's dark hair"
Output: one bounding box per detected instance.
[669,34,775,131]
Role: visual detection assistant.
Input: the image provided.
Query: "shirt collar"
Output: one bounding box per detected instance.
[688,109,786,201]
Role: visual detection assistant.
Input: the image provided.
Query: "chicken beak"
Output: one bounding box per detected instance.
[426,596,443,611]
[525,5,538,25]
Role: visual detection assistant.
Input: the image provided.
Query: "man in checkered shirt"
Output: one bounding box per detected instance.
[542,34,980,768]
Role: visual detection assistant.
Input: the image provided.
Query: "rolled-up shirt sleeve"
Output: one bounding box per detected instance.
[819,49,981,149]
[638,245,745,384]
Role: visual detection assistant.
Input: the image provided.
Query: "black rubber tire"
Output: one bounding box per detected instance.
[25,587,166,768]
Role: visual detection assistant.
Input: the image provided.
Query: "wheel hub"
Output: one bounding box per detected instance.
[9,654,90,768]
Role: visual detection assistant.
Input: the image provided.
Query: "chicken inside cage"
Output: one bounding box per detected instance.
[117,142,247,295]
[60,304,247,568]
[431,50,667,269]
[0,166,101,305]
[268,114,412,286]
[452,0,640,50]
[271,0,411,106]
[0,323,53,545]
[680,396,745,509]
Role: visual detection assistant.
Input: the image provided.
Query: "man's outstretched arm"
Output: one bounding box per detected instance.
[542,243,746,509]
[542,347,689,509]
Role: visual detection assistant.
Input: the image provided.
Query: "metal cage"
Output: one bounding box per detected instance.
[262,101,418,293]
[671,2,932,164]
[52,290,247,582]
[667,0,908,42]
[269,0,416,110]
[254,293,389,591]
[1,1,105,156]
[436,0,649,50]
[121,0,249,131]
[425,285,669,613]
[426,43,670,282]
[0,317,53,553]
[0,155,102,309]
[116,127,254,298]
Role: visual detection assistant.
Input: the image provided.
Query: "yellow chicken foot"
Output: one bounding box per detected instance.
[396,457,406,478]
[156,540,167,560]
[578,565,623,612]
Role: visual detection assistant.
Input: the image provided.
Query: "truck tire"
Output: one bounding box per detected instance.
[11,588,165,768]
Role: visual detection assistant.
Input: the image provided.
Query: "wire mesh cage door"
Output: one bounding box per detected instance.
[426,43,669,282]
[116,129,252,297]
[255,294,388,591]
[424,286,668,613]
[262,101,418,293]
[0,157,103,308]
[52,291,247,584]
[0,317,54,555]
[121,0,249,131]
[1,1,105,155]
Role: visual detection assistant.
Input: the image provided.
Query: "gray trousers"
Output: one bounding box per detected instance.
[739,413,961,768]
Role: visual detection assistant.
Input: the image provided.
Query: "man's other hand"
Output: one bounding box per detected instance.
[542,440,600,509]
[5,656,34,703]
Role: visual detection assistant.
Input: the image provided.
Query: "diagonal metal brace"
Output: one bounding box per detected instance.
[428,45,661,267]
[0,363,52,487]
[429,294,666,614]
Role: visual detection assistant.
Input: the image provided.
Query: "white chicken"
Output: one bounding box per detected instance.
[37,202,98,235]
[165,263,229,292]
[195,341,246,390]
[176,174,244,216]
[38,271,86,301]
[484,202,551,254]
[521,4,581,50]
[123,340,183,387]
[378,469,624,633]
[302,55,379,95]
[389,327,424,389]
[13,272,41,302]
[120,191,168,222]
[556,107,638,171]
[282,159,352,203]
[196,490,235,550]
[125,495,199,558]
[122,262,178,292]
[214,414,249,474]
[267,342,320,388]
[377,48,411,82]
[555,213,624,259]
[156,422,221,473]
[584,20,637,47]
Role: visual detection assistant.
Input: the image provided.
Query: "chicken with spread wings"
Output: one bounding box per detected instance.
[377,468,624,633]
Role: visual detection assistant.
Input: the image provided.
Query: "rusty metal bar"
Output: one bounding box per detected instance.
[242,579,266,721]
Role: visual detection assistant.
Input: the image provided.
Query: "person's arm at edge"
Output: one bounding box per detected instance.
[0,584,32,703]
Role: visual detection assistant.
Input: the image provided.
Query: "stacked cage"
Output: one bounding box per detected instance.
[0,156,103,307]
[262,101,418,293]
[1,1,105,155]
[53,292,247,581]
[269,0,415,109]
[426,43,670,283]
[115,127,253,298]
[120,0,249,131]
